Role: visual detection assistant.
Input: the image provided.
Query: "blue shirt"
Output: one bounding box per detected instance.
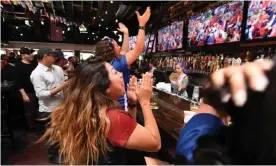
[176,113,224,164]
[110,55,130,109]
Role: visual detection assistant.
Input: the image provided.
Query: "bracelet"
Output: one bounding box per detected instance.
[128,103,137,108]
[139,26,146,30]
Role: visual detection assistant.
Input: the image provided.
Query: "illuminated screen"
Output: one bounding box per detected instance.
[188,1,244,47]
[246,0,276,40]
[158,21,183,51]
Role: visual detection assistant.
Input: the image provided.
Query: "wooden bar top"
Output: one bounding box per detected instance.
[151,88,192,140]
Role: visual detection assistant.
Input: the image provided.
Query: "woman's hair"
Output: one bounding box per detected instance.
[95,39,115,62]
[176,62,187,74]
[193,62,276,164]
[39,56,120,164]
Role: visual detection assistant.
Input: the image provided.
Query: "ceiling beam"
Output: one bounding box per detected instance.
[126,7,140,20]
[121,5,132,19]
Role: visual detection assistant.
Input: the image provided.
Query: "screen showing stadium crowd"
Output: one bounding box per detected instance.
[158,21,183,51]
[246,0,276,40]
[188,1,244,47]
[129,34,156,54]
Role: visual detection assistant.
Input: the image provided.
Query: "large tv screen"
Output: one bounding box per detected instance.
[188,1,244,47]
[246,0,276,40]
[158,21,184,51]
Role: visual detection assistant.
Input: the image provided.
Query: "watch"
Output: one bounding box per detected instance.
[139,26,146,30]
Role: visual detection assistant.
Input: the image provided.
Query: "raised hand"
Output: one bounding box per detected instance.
[135,7,151,26]
[136,72,153,104]
[127,76,138,104]
[117,22,129,34]
[210,59,274,107]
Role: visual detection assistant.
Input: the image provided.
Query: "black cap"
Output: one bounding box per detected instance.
[55,50,65,59]
[20,47,34,55]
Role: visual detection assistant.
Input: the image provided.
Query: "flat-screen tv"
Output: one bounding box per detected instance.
[188,1,244,47]
[246,0,276,40]
[158,21,184,51]
[129,36,137,51]
[144,34,156,54]
[129,34,156,54]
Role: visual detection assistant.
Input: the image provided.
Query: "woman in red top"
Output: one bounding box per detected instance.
[39,56,166,165]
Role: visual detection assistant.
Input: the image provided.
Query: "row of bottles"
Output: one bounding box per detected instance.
[141,47,276,75]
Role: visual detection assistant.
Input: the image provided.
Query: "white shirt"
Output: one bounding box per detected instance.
[30,63,65,113]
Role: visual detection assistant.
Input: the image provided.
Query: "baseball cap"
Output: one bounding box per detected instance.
[20,46,34,55]
[37,47,57,57]
[55,50,65,59]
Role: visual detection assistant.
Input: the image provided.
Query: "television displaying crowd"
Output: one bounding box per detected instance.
[246,0,276,40]
[158,21,183,51]
[188,1,244,47]
[129,34,156,54]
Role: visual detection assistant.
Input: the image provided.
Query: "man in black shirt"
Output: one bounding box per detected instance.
[15,47,38,128]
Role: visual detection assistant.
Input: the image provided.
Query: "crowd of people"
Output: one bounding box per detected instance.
[188,1,244,46]
[158,21,183,51]
[246,0,276,40]
[2,4,276,165]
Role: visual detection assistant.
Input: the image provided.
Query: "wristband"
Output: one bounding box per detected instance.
[128,103,137,108]
[139,26,146,30]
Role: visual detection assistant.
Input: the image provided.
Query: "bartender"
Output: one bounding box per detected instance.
[170,62,189,97]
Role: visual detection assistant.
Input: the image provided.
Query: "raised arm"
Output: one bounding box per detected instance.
[118,23,130,55]
[125,7,151,65]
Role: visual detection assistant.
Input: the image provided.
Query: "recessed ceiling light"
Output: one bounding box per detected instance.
[16,26,18,29]
[115,19,118,23]
[106,27,108,30]
[20,33,23,36]
[62,31,65,34]
[41,21,44,25]
[110,1,113,3]
[92,32,95,35]
[101,19,104,21]
[93,17,96,19]
[99,24,101,27]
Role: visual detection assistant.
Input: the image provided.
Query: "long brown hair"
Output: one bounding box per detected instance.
[95,39,115,62]
[39,57,119,164]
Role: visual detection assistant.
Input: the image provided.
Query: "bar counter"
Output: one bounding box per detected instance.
[138,88,196,140]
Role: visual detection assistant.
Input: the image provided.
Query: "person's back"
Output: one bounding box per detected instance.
[176,59,276,164]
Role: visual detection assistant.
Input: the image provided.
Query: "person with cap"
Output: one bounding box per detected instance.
[14,47,38,128]
[30,48,70,119]
[54,49,67,68]
[54,50,68,79]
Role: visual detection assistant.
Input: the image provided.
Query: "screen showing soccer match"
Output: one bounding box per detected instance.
[246,0,276,40]
[158,21,183,51]
[188,1,244,47]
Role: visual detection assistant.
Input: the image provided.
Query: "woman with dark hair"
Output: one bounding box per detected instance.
[39,57,167,165]
[170,62,189,97]
[95,7,151,110]
[175,59,276,164]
